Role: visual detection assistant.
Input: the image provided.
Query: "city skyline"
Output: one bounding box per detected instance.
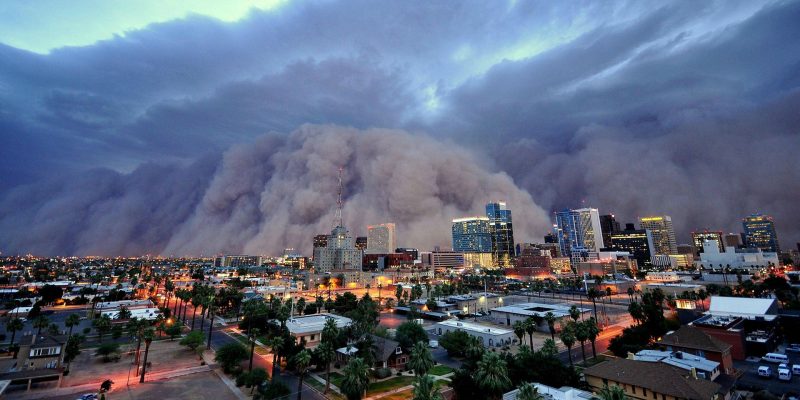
[1,1,799,256]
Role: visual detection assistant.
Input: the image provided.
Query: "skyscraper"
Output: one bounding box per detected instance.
[599,214,620,248]
[486,202,515,267]
[691,230,724,254]
[554,208,603,262]
[742,213,780,253]
[366,223,396,254]
[639,216,677,255]
[313,226,363,273]
[452,217,492,253]
[609,224,654,267]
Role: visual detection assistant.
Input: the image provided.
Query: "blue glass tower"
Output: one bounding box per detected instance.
[486,202,515,267]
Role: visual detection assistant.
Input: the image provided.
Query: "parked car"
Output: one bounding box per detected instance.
[758,366,772,378]
[792,364,800,375]
[779,368,792,381]
[429,340,439,348]
[76,394,98,400]
[787,344,800,353]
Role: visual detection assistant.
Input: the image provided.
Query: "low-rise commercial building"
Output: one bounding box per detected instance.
[432,319,514,348]
[658,326,734,374]
[488,302,590,330]
[282,313,352,348]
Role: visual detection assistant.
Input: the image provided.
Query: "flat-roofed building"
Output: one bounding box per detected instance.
[634,349,721,381]
[503,382,593,400]
[489,302,590,330]
[432,319,515,348]
[281,313,352,348]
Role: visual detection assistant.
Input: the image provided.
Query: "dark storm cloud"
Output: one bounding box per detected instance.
[0,0,798,255]
[439,0,800,240]
[0,126,549,256]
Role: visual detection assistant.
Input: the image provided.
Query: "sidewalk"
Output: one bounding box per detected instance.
[200,350,249,400]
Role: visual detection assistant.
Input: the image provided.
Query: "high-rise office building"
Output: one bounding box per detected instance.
[742,214,780,253]
[313,226,363,273]
[554,208,603,262]
[723,233,743,249]
[639,216,677,255]
[366,223,396,254]
[599,214,621,248]
[609,223,655,267]
[486,202,515,267]
[452,217,492,253]
[691,231,724,254]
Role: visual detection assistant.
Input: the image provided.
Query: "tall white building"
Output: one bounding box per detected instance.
[554,208,603,262]
[313,226,363,273]
[639,216,677,255]
[366,223,396,254]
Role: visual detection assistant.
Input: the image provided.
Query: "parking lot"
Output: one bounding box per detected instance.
[736,349,800,395]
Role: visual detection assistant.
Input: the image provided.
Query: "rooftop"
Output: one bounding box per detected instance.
[634,350,720,373]
[491,302,590,318]
[584,358,721,400]
[435,319,513,336]
[708,296,777,320]
[660,326,732,353]
[282,313,352,335]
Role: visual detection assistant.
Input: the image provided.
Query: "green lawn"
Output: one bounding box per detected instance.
[429,365,454,376]
[329,371,345,388]
[305,378,345,400]
[368,375,415,393]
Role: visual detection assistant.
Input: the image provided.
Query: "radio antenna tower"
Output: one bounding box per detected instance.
[334,166,344,228]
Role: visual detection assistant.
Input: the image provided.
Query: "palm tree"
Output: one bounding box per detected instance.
[340,357,370,400]
[190,296,201,330]
[524,317,536,348]
[586,317,600,358]
[544,312,556,341]
[626,287,635,302]
[512,321,526,345]
[164,279,175,310]
[65,313,81,337]
[285,349,308,398]
[267,335,284,379]
[139,328,155,383]
[248,328,261,372]
[409,341,434,376]
[517,383,544,400]
[412,374,443,400]
[34,315,50,335]
[127,318,148,372]
[474,352,511,400]
[6,317,24,350]
[320,317,340,392]
[574,321,588,365]
[559,324,576,367]
[598,384,627,400]
[569,304,580,322]
[587,288,600,320]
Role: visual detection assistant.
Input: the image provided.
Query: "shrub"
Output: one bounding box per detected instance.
[372,367,391,379]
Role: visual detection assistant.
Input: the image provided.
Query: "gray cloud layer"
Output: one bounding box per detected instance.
[1,0,799,255]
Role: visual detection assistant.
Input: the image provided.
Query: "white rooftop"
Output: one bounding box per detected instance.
[435,319,512,336]
[491,302,590,318]
[503,382,593,400]
[634,350,719,373]
[283,313,352,335]
[708,296,777,319]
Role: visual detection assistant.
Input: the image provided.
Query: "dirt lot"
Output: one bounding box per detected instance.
[62,338,205,387]
[48,370,238,400]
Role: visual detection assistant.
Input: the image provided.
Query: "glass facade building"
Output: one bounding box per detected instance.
[452,217,492,253]
[554,208,603,262]
[486,202,515,267]
[639,216,678,255]
[742,213,780,253]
